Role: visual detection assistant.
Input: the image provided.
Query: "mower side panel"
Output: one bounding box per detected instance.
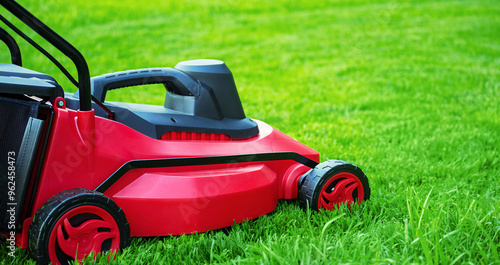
[112,164,277,236]
[31,107,319,237]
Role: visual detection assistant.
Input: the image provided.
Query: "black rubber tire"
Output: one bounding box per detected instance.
[298,160,370,211]
[28,188,130,265]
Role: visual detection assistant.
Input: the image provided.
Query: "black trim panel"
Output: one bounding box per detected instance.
[95,152,318,193]
[26,105,54,219]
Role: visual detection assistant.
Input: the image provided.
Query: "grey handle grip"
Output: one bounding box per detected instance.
[91,68,201,102]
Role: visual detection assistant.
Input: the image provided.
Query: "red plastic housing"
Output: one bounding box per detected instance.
[16,106,318,245]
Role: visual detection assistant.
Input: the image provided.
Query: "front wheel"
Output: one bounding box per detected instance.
[28,188,130,265]
[299,160,370,211]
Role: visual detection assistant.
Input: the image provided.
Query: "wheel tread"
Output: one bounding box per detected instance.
[298,160,370,211]
[28,188,130,265]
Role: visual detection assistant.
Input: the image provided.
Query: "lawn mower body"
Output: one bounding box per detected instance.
[29,104,319,238]
[0,50,319,246]
[0,1,369,264]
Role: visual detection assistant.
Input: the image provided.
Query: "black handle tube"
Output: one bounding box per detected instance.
[0,27,21,66]
[0,0,92,111]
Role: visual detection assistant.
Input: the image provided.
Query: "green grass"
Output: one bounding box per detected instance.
[1,0,499,264]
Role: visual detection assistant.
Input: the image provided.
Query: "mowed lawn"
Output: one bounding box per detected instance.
[1,0,499,264]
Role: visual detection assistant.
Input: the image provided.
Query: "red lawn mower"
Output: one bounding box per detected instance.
[0,1,370,264]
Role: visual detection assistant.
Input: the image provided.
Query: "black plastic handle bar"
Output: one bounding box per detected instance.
[0,0,92,111]
[0,27,21,66]
[91,68,201,102]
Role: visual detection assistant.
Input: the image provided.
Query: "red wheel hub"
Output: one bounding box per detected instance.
[318,172,364,210]
[48,206,120,264]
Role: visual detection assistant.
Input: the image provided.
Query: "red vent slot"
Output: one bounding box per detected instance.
[159,131,232,141]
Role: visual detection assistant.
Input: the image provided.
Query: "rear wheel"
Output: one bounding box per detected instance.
[299,160,370,211]
[28,188,130,265]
